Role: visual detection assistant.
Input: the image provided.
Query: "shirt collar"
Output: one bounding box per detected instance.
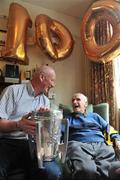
[26,81,44,97]
[72,112,87,118]
[26,81,35,97]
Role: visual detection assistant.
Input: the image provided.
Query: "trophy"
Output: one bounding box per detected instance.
[29,109,69,168]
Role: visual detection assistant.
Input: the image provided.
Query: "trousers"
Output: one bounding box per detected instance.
[63,141,120,180]
[0,138,62,180]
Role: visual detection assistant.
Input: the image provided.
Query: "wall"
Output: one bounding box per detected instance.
[0,0,90,105]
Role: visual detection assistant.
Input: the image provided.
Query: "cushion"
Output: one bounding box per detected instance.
[93,103,109,122]
[59,104,73,117]
[59,103,109,122]
[86,104,93,113]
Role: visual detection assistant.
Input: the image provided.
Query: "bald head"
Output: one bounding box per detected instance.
[72,93,88,113]
[33,65,56,78]
[31,65,56,96]
[72,93,88,104]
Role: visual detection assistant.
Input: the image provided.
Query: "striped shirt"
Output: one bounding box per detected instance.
[0,81,50,139]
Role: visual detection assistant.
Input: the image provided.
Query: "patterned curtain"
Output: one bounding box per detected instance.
[90,19,116,128]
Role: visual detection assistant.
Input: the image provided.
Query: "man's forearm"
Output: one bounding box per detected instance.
[0,119,19,132]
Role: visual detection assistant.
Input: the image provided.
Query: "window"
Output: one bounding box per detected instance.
[113,56,120,108]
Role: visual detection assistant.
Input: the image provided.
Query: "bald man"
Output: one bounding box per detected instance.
[0,65,62,180]
[63,93,120,180]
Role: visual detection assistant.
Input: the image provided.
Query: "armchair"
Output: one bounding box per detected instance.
[59,102,120,159]
[59,102,109,122]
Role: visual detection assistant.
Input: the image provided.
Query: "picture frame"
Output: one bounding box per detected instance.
[0,30,7,47]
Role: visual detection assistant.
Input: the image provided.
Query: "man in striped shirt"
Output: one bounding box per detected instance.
[0,65,62,180]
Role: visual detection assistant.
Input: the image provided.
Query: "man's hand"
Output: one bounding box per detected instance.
[37,107,50,112]
[18,113,36,136]
[115,140,120,149]
[114,140,120,160]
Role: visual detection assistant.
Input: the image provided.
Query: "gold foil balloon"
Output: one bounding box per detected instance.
[81,0,120,63]
[35,14,74,62]
[0,3,32,64]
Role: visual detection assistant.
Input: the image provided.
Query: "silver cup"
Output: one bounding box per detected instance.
[30,109,69,168]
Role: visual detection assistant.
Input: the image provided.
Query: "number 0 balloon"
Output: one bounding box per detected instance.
[81,0,120,63]
[35,14,74,62]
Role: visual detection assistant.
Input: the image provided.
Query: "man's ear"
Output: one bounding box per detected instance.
[85,102,88,108]
[39,74,44,81]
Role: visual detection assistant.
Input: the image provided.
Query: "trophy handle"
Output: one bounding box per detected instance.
[59,118,69,163]
[35,121,45,169]
[28,122,44,169]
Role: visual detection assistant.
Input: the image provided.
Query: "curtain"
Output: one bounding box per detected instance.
[113,57,120,131]
[90,61,116,127]
[90,19,117,128]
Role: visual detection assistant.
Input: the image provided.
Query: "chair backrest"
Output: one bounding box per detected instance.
[59,103,109,122]
[93,103,109,122]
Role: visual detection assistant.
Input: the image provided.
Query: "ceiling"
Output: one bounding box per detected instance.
[21,0,95,19]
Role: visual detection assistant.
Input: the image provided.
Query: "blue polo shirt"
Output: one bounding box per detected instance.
[66,112,109,142]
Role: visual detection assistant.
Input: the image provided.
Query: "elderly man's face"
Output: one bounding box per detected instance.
[72,94,87,113]
[42,72,56,94]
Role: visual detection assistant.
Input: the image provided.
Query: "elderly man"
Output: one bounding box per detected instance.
[0,65,62,180]
[63,92,120,180]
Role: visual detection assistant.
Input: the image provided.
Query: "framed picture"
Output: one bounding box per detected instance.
[0,30,7,47]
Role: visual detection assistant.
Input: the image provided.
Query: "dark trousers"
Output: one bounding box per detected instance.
[0,138,62,180]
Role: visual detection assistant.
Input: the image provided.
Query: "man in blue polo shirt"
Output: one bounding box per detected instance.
[63,92,120,180]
